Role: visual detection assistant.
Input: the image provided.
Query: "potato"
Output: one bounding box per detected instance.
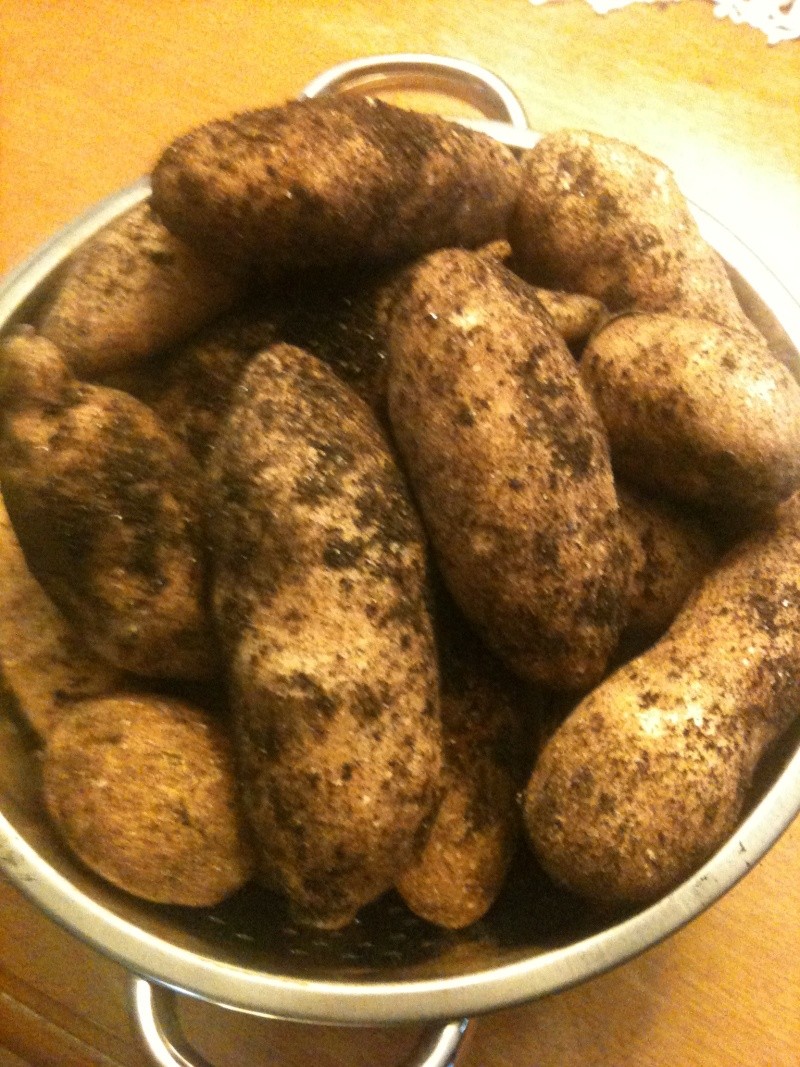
[524,492,800,905]
[509,130,755,336]
[478,240,607,349]
[396,619,533,929]
[151,97,520,271]
[148,308,284,463]
[0,329,213,680]
[43,695,253,906]
[207,342,442,929]
[617,484,717,647]
[0,490,123,740]
[39,201,240,377]
[386,248,629,691]
[580,312,800,512]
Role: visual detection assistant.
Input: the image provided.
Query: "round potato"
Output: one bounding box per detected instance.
[524,492,800,905]
[207,342,442,929]
[0,329,213,680]
[43,695,253,906]
[386,248,629,691]
[151,96,520,272]
[40,201,240,377]
[581,312,800,512]
[509,129,755,336]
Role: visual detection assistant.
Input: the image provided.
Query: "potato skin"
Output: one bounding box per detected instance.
[524,492,800,905]
[617,484,717,646]
[207,343,441,929]
[581,312,800,512]
[151,97,520,271]
[0,330,212,680]
[39,202,239,377]
[43,695,253,906]
[387,249,628,691]
[0,490,123,740]
[396,622,533,929]
[509,130,754,335]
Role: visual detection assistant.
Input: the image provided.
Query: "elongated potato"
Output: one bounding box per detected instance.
[387,249,628,691]
[0,330,213,680]
[524,492,800,905]
[0,490,123,740]
[509,130,755,336]
[151,97,520,271]
[396,619,533,929]
[581,312,800,512]
[617,484,717,646]
[208,343,441,929]
[44,695,253,906]
[39,202,240,377]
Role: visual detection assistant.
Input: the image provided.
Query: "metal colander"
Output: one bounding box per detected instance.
[1,55,800,1067]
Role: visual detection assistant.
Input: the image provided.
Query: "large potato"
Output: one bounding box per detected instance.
[0,330,212,680]
[386,249,628,691]
[509,130,754,336]
[524,492,800,905]
[207,342,441,929]
[0,490,123,740]
[44,695,253,906]
[581,312,800,512]
[39,201,240,377]
[151,97,520,271]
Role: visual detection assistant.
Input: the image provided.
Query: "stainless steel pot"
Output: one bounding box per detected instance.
[1,55,799,1067]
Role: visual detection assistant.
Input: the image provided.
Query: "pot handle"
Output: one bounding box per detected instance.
[299,52,529,133]
[130,976,473,1067]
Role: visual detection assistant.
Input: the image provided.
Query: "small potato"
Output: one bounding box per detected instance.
[0,330,213,680]
[149,309,284,463]
[509,130,755,336]
[208,343,442,929]
[617,484,717,647]
[581,312,800,512]
[151,97,520,271]
[43,695,253,906]
[387,249,629,691]
[477,241,606,349]
[524,492,800,905]
[0,490,123,740]
[397,622,533,930]
[39,201,240,377]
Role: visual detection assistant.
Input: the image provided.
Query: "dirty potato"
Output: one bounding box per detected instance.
[43,695,253,906]
[581,312,800,512]
[524,491,800,906]
[151,97,521,272]
[617,484,717,648]
[478,240,606,349]
[0,329,213,680]
[397,614,534,929]
[0,490,123,740]
[387,249,628,691]
[39,201,240,377]
[509,130,754,336]
[207,342,441,929]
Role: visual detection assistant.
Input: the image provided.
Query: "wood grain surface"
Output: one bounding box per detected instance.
[1,2,799,1065]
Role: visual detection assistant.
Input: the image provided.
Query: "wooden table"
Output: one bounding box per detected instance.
[1,2,799,1064]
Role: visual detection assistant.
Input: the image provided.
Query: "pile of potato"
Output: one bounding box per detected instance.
[2,96,800,931]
